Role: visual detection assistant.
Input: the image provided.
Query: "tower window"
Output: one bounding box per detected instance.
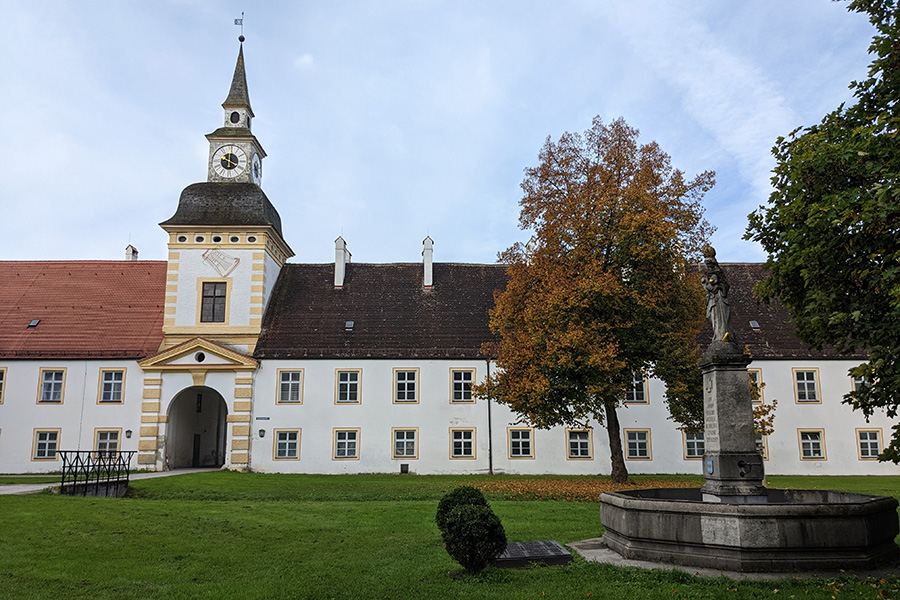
[230,111,241,124]
[201,282,227,323]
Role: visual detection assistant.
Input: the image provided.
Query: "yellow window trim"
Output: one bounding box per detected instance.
[31,428,62,461]
[96,368,127,405]
[797,428,827,461]
[449,368,477,404]
[449,428,477,460]
[855,427,882,461]
[332,428,361,461]
[507,426,535,459]
[391,427,419,460]
[275,369,304,405]
[392,367,421,404]
[565,428,594,460]
[334,368,363,405]
[792,367,822,404]
[36,367,67,404]
[272,428,302,461]
[624,428,653,461]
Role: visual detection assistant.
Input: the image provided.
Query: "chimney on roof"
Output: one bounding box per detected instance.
[125,245,139,261]
[334,236,351,289]
[423,236,434,289]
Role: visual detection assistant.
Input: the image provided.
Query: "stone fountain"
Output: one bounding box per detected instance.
[596,248,899,573]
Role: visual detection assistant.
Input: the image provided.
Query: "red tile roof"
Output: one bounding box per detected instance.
[0,261,167,359]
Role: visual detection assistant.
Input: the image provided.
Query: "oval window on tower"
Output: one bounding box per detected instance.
[230,111,240,124]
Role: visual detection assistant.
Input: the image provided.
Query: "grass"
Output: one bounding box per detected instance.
[0,476,60,485]
[0,473,898,599]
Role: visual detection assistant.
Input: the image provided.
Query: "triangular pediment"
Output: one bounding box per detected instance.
[139,337,258,372]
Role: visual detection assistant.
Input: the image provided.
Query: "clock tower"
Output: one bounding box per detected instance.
[157,38,293,354]
[207,41,265,185]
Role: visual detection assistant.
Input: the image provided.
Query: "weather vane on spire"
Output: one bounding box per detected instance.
[235,12,245,42]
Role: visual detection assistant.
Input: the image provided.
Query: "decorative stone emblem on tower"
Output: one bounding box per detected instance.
[202,248,241,277]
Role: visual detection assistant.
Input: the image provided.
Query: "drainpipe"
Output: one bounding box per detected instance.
[486,358,493,475]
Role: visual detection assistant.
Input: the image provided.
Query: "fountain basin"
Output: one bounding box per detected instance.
[599,488,899,572]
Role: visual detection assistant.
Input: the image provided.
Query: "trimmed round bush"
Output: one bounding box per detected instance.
[441,504,508,574]
[435,485,488,533]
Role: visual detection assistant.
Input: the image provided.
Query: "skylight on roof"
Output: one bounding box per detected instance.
[345,320,354,331]
[27,319,40,329]
[749,320,761,331]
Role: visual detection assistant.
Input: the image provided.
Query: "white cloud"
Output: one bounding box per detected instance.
[294,53,315,71]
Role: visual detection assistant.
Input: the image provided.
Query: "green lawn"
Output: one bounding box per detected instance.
[0,472,898,599]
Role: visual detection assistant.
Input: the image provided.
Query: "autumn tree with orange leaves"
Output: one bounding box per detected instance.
[477,117,713,483]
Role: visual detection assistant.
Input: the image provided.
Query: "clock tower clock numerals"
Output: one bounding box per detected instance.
[212,145,247,179]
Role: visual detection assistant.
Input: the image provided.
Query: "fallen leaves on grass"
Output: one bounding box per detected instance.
[475,477,699,502]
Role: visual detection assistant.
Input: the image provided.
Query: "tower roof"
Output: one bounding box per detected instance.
[222,44,254,117]
[160,182,284,238]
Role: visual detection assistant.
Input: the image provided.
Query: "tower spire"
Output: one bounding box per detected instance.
[223,44,253,117]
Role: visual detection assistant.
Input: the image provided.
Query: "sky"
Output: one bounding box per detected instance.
[0,1,876,265]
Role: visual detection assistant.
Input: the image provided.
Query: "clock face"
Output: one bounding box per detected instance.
[212,145,247,179]
[251,154,262,185]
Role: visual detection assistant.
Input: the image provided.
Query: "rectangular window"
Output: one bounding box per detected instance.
[336,370,361,404]
[451,369,475,403]
[394,369,419,403]
[756,433,769,461]
[748,369,763,404]
[392,428,418,459]
[333,429,359,460]
[799,429,826,460]
[201,281,227,323]
[274,429,300,460]
[625,429,652,460]
[567,429,592,459]
[624,373,647,404]
[277,370,303,404]
[98,369,125,403]
[33,429,60,460]
[450,429,475,459]
[0,367,5,403]
[683,431,705,459]
[95,429,120,459]
[794,369,820,403]
[38,368,66,403]
[508,428,534,459]
[857,429,882,460]
[852,375,871,391]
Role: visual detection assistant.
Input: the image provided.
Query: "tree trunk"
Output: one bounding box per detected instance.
[605,399,629,484]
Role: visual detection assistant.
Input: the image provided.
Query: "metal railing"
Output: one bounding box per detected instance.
[58,450,137,497]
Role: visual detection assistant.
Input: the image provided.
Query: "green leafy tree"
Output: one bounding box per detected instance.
[476,116,713,483]
[745,1,900,460]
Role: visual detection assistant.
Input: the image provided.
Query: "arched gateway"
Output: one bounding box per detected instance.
[137,339,259,472]
[166,386,227,468]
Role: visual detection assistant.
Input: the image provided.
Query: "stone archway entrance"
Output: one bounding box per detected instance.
[166,386,227,468]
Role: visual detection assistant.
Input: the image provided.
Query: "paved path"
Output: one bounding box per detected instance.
[0,468,214,496]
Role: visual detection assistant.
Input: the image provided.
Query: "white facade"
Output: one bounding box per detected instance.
[2,350,898,475]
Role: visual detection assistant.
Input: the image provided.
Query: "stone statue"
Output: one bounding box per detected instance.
[700,247,736,343]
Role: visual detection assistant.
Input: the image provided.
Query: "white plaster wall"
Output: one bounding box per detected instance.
[172,247,261,327]
[3,355,899,476]
[0,359,143,473]
[246,357,900,477]
[751,359,900,475]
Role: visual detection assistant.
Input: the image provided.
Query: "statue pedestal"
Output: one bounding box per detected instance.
[699,341,767,503]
